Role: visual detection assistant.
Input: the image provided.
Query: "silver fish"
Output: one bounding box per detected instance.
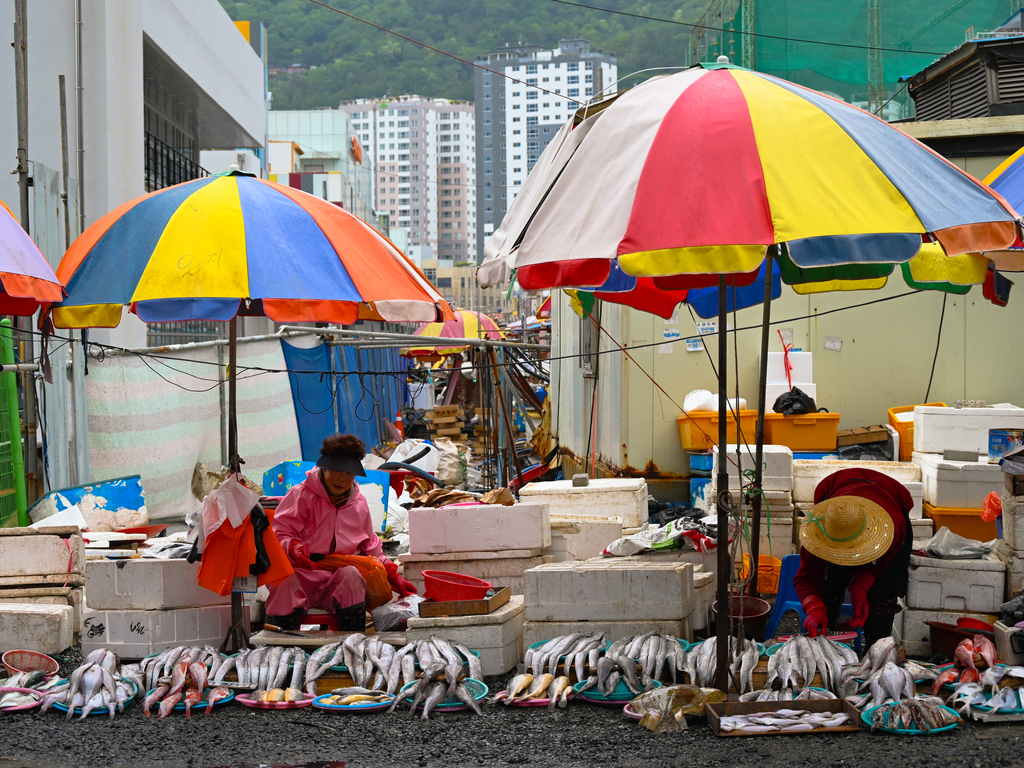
[452,641,483,683]
[421,680,447,719]
[454,682,482,715]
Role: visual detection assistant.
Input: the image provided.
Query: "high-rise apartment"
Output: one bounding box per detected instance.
[340,96,477,263]
[474,39,617,259]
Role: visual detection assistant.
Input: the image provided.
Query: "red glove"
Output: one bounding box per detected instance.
[801,595,829,638]
[287,540,316,570]
[849,584,870,628]
[381,557,418,597]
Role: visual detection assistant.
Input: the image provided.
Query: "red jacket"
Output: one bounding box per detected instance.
[794,468,914,602]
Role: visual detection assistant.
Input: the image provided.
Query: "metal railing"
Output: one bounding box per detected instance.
[145,131,208,192]
[147,320,227,348]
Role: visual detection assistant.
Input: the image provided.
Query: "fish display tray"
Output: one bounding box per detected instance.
[572,678,661,705]
[493,690,570,707]
[312,694,394,714]
[51,679,138,717]
[705,700,862,737]
[970,687,1024,715]
[143,687,234,713]
[0,686,43,712]
[235,692,316,710]
[862,704,961,734]
[399,678,488,712]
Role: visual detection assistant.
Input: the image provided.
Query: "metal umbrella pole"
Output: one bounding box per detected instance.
[222,316,249,652]
[715,275,731,690]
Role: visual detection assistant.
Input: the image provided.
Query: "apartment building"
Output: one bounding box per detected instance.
[474,39,617,257]
[421,258,514,319]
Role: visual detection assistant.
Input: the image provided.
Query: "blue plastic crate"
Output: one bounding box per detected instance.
[689,452,714,472]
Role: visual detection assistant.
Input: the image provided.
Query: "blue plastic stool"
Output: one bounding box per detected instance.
[763,553,864,652]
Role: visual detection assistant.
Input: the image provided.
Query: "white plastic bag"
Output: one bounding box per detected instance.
[683,389,747,413]
[390,439,440,474]
[202,474,259,537]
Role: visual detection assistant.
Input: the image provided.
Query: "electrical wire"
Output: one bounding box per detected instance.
[924,292,947,403]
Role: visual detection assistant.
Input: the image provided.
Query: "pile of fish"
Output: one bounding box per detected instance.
[35,650,137,719]
[766,634,859,695]
[0,671,60,711]
[869,699,962,731]
[846,661,916,710]
[503,674,573,709]
[932,635,999,690]
[947,667,1024,716]
[211,646,309,692]
[686,637,760,692]
[249,688,306,703]
[319,689,394,707]
[137,647,230,717]
[718,708,851,733]
[525,633,607,681]
[739,687,837,702]
[629,685,727,732]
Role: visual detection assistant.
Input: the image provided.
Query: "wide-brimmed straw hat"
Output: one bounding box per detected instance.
[799,495,894,566]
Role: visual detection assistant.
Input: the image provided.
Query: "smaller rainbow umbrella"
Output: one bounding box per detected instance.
[404,310,503,359]
[0,200,63,315]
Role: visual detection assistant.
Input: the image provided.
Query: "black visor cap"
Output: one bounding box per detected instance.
[315,453,367,476]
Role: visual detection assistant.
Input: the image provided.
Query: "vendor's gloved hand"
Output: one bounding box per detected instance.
[287,540,316,570]
[849,584,870,628]
[801,595,829,638]
[381,556,418,597]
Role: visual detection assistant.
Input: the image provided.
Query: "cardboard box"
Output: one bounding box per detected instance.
[85,558,229,611]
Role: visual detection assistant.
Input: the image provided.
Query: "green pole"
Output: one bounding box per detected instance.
[1,319,28,526]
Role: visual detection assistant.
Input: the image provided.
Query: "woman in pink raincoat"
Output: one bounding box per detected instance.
[265,434,417,630]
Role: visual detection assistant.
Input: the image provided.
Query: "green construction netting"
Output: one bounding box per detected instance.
[0,373,18,528]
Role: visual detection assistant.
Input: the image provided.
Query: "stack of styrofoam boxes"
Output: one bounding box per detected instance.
[763,350,815,412]
[712,444,795,560]
[994,485,1024,600]
[406,596,525,676]
[901,553,1006,656]
[82,558,235,659]
[522,560,695,647]
[543,515,623,563]
[401,502,552,595]
[913,452,1004,535]
[0,526,83,655]
[519,478,649,534]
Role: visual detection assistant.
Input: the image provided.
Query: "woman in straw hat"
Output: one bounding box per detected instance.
[794,468,914,648]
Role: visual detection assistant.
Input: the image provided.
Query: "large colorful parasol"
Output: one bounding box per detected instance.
[404,309,503,359]
[0,200,63,315]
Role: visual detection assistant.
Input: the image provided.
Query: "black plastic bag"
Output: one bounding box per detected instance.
[773,386,818,415]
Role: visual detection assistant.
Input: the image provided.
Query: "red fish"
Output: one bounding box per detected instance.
[954,639,977,672]
[932,667,959,695]
[183,687,203,718]
[204,685,230,714]
[158,692,182,718]
[143,684,169,716]
[188,662,208,695]
[168,661,189,697]
[974,635,997,669]
[960,667,980,685]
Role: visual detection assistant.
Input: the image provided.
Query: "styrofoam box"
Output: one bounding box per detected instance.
[523,616,694,647]
[905,482,923,520]
[692,569,715,632]
[81,603,246,660]
[902,606,999,657]
[1001,489,1024,551]
[757,518,796,560]
[0,587,83,633]
[914,405,1024,455]
[0,532,84,579]
[765,383,817,412]
[713,444,794,492]
[618,549,719,576]
[519,478,648,529]
[994,539,1024,600]
[792,460,922,503]
[994,621,1024,666]
[544,516,623,562]
[408,503,551,555]
[524,561,694,622]
[0,603,73,656]
[85,558,230,611]
[913,452,1004,509]
[765,351,813,385]
[399,550,553,595]
[906,553,1005,613]
[912,518,935,544]
[406,595,525,676]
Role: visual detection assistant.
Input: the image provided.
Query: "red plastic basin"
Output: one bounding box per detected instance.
[422,570,492,602]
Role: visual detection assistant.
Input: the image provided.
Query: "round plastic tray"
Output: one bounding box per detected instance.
[52,679,138,717]
[494,690,571,707]
[970,687,1024,715]
[571,678,660,705]
[143,686,234,713]
[862,703,961,734]
[236,692,316,710]
[312,693,394,713]
[0,686,43,712]
[399,678,488,712]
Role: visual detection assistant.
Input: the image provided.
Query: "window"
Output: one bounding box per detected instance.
[484,93,492,99]
[526,104,538,112]
[526,92,538,100]
[585,62,593,70]
[585,74,593,83]
[568,75,579,84]
[527,78,537,86]
[585,88,593,96]
[568,88,579,98]
[484,118,492,124]
[512,92,520,98]
[513,155,521,160]
[484,106,492,112]
[526,64,537,74]
[485,206,493,212]
[437,277,452,287]
[483,80,491,86]
[568,62,579,71]
[425,268,436,282]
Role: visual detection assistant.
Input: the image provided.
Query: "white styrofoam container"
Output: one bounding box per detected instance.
[619,549,718,576]
[692,569,715,632]
[792,460,922,503]
[912,517,935,544]
[905,481,923,520]
[81,604,246,660]
[906,553,1005,613]
[0,603,73,656]
[995,621,1024,666]
[0,587,82,634]
[757,518,796,561]
[994,539,1024,600]
[408,503,551,555]
[523,616,694,647]
[765,351,813,385]
[914,405,1024,455]
[1001,489,1024,551]
[913,452,1004,509]
[0,533,84,579]
[406,595,525,676]
[545,516,623,562]
[902,606,999,657]
[400,550,553,595]
[765,383,818,412]
[85,558,230,611]
[713,444,794,491]
[524,561,694,622]
[519,478,648,528]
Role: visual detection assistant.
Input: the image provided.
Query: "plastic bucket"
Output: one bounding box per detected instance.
[711,595,772,642]
[421,570,492,602]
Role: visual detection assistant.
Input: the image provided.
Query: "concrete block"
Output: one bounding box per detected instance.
[524,561,694,622]
[81,603,246,660]
[0,603,73,655]
[0,587,82,634]
[692,569,715,632]
[994,539,1024,600]
[793,460,921,503]
[0,532,83,580]
[408,503,551,554]
[399,550,553,595]
[1001,490,1024,552]
[85,558,229,611]
[523,616,694,647]
[519,478,648,528]
[902,606,999,657]
[906,553,1005,613]
[406,595,524,676]
[713,444,794,490]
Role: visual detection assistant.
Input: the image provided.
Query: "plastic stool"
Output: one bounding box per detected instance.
[298,608,338,631]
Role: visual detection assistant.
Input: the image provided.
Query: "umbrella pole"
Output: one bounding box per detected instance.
[715,275,730,691]
[747,248,775,598]
[222,316,249,653]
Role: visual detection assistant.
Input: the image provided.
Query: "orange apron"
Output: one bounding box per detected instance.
[316,554,392,610]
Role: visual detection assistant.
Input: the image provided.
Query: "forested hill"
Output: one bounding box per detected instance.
[218,0,705,109]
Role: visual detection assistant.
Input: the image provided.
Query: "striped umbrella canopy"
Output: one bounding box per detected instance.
[980,148,1024,273]
[479,62,1020,294]
[537,295,552,318]
[46,170,452,329]
[404,309,503,359]
[0,200,63,315]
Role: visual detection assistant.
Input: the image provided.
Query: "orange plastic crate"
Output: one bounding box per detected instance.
[742,554,782,594]
[764,412,840,451]
[888,402,946,462]
[923,502,997,542]
[676,410,758,451]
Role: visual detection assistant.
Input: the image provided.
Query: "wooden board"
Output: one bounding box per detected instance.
[705,699,861,737]
[430,415,463,425]
[433,427,466,437]
[417,586,511,618]
[432,405,463,417]
[836,425,889,447]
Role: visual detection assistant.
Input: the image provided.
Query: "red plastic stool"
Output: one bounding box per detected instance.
[298,608,339,631]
